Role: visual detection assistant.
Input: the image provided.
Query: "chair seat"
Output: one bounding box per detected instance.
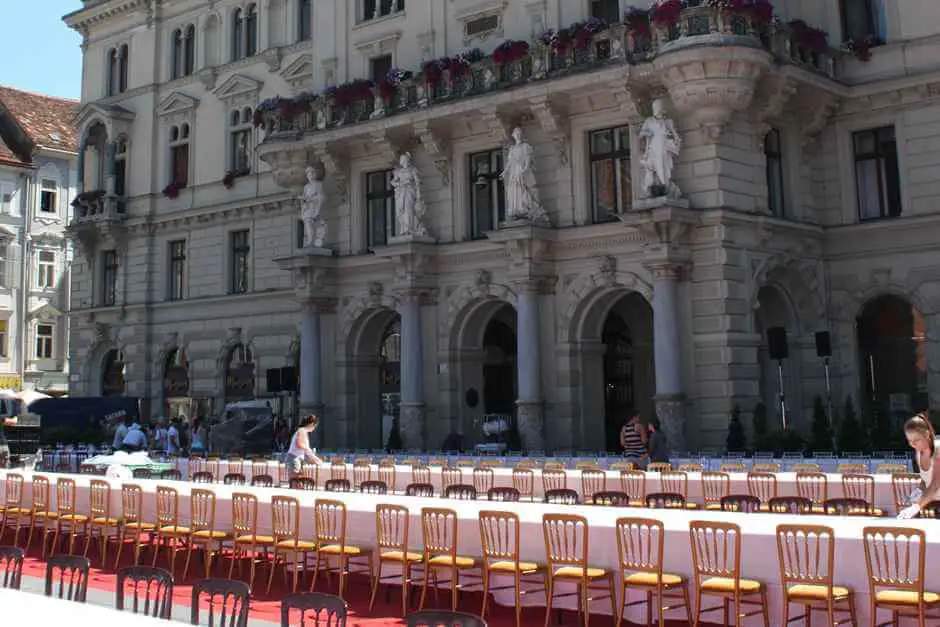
[553,565,608,579]
[158,525,191,536]
[704,503,722,511]
[91,516,122,526]
[701,577,762,593]
[624,571,685,587]
[488,560,540,573]
[34,510,58,519]
[124,521,156,530]
[275,539,317,551]
[875,589,940,605]
[192,529,231,540]
[3,507,29,515]
[428,554,475,568]
[319,543,369,556]
[787,584,851,601]
[380,550,423,562]
[59,513,89,523]
[685,503,699,510]
[235,534,274,544]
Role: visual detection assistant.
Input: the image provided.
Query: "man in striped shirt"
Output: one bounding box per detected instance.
[619,414,649,468]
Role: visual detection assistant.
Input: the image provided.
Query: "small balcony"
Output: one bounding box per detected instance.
[68,189,126,227]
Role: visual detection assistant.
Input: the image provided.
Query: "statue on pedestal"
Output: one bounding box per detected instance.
[299,166,327,248]
[639,98,682,199]
[501,127,549,224]
[391,152,429,238]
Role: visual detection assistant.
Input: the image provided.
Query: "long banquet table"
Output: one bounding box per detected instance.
[0,587,169,625]
[2,469,938,625]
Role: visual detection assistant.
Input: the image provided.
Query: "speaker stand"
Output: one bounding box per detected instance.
[776,359,788,431]
[823,356,836,450]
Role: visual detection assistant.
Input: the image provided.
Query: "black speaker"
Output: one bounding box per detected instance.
[281,366,298,393]
[767,327,789,361]
[815,331,832,358]
[265,368,282,393]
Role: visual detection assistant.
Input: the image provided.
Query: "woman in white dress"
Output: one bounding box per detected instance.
[899,412,940,518]
[286,414,323,477]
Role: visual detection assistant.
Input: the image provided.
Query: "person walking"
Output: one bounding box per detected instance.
[619,414,649,468]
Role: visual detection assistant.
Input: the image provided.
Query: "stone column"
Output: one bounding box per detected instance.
[76,141,86,195]
[105,140,117,195]
[298,299,323,416]
[515,280,544,451]
[398,292,425,450]
[651,263,686,451]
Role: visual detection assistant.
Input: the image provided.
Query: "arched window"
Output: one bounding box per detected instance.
[118,44,129,92]
[107,48,119,96]
[101,349,126,397]
[229,107,253,175]
[246,4,258,56]
[224,342,255,401]
[299,0,312,40]
[171,26,195,79]
[379,320,401,417]
[164,347,190,398]
[114,136,128,199]
[184,25,196,74]
[171,29,183,79]
[232,8,244,60]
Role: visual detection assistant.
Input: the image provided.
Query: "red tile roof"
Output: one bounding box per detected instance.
[0,133,27,167]
[0,85,80,155]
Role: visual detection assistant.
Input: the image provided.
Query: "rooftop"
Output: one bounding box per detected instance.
[0,85,80,157]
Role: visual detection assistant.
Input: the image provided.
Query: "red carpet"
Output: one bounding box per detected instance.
[5,527,702,626]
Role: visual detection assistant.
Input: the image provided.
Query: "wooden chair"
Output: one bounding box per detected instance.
[441,467,464,492]
[311,499,374,599]
[0,546,24,589]
[615,517,691,627]
[544,488,580,505]
[419,507,477,612]
[580,468,606,502]
[411,465,432,485]
[486,487,520,502]
[767,496,813,514]
[542,513,617,627]
[330,461,348,482]
[701,472,730,510]
[378,462,397,492]
[325,478,352,492]
[472,468,495,495]
[747,471,778,507]
[204,458,221,480]
[444,484,477,501]
[719,463,746,473]
[678,463,704,472]
[660,471,697,509]
[862,526,940,625]
[223,473,247,485]
[790,463,821,473]
[645,492,686,509]
[406,483,435,497]
[229,492,273,590]
[875,463,908,475]
[85,479,121,566]
[620,470,647,506]
[775,524,856,626]
[592,491,631,506]
[353,460,372,489]
[689,520,770,627]
[0,473,24,546]
[823,498,871,516]
[160,469,182,480]
[282,592,349,626]
[184,488,232,579]
[268,495,317,593]
[191,578,250,627]
[370,504,422,616]
[542,468,567,494]
[752,462,780,473]
[227,459,245,477]
[511,468,535,500]
[720,494,762,513]
[115,565,174,619]
[192,471,214,484]
[289,477,317,491]
[647,462,672,473]
[479,510,545,627]
[151,485,190,575]
[251,474,274,487]
[132,468,153,479]
[841,473,883,515]
[891,473,922,512]
[360,480,388,495]
[300,463,319,486]
[25,475,55,556]
[44,554,90,603]
[51,478,89,556]
[114,484,155,567]
[796,472,828,511]
[837,463,867,474]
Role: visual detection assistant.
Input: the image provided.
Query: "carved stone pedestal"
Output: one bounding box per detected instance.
[399,403,425,451]
[655,395,686,453]
[516,402,545,452]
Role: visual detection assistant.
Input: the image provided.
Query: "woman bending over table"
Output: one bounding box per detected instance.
[899,412,940,519]
[287,414,323,475]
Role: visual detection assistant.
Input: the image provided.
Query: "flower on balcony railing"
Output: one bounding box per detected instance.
[422,58,446,86]
[330,79,375,107]
[254,96,281,127]
[492,40,530,65]
[624,7,652,38]
[538,28,573,54]
[162,181,183,199]
[570,17,607,49]
[70,189,106,209]
[789,19,829,54]
[651,0,684,27]
[704,0,775,25]
[844,35,877,61]
[456,48,485,66]
[379,69,412,102]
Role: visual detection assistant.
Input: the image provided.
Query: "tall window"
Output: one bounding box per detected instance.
[171,25,196,79]
[39,179,58,213]
[35,324,54,359]
[370,55,392,83]
[119,44,129,92]
[299,0,312,40]
[362,0,404,22]
[0,242,7,288]
[232,8,244,59]
[168,239,186,301]
[0,321,7,358]
[591,0,620,23]
[115,137,128,198]
[230,230,250,294]
[366,170,395,248]
[108,44,129,95]
[840,0,886,43]
[469,149,505,238]
[101,249,118,306]
[246,4,258,56]
[229,108,253,175]
[232,4,258,60]
[37,251,55,289]
[169,123,190,187]
[764,128,785,217]
[589,126,632,222]
[854,126,901,221]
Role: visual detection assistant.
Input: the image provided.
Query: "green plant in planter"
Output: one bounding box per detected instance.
[752,402,769,450]
[726,404,746,453]
[386,416,403,452]
[838,396,865,452]
[810,395,833,453]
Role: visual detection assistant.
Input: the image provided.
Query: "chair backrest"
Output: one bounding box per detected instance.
[619,470,646,500]
[329,461,348,481]
[121,483,144,523]
[823,497,871,516]
[227,459,245,476]
[405,482,435,497]
[541,468,567,492]
[441,467,463,491]
[56,477,77,516]
[32,475,50,512]
[647,462,672,473]
[116,565,174,619]
[542,513,589,570]
[719,494,761,513]
[718,463,746,473]
[752,462,780,473]
[190,489,217,532]
[891,473,922,510]
[443,484,477,500]
[375,504,409,552]
[155,485,179,527]
[689,521,741,589]
[795,471,828,504]
[790,463,821,473]
[645,492,686,509]
[659,471,688,497]
[479,510,520,565]
[841,473,875,504]
[411,465,431,485]
[678,463,703,472]
[406,610,487,627]
[132,468,153,479]
[544,488,579,505]
[2,473,23,508]
[0,546,24,590]
[746,471,778,502]
[701,472,730,505]
[378,463,396,489]
[421,508,459,558]
[281,592,348,626]
[359,480,388,495]
[191,578,250,627]
[486,486,520,502]
[353,460,372,488]
[875,463,908,475]
[776,524,835,591]
[231,492,258,537]
[768,496,813,514]
[160,469,182,480]
[837,463,867,474]
[862,526,926,600]
[592,491,631,506]
[89,479,111,519]
[289,477,317,491]
[472,468,495,494]
[324,478,352,492]
[272,495,301,543]
[580,468,606,500]
[314,499,347,547]
[192,471,215,484]
[44,554,90,602]
[511,468,534,497]
[615,517,664,578]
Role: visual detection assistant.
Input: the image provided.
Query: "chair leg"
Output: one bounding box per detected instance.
[609,577,618,627]
[228,544,237,580]
[100,530,109,569]
[309,551,321,593]
[182,539,195,579]
[418,563,431,611]
[114,530,125,568]
[151,533,161,567]
[514,572,523,627]
[368,559,382,612]
[681,585,693,624]
[265,550,278,595]
[449,566,458,612]
[480,568,490,619]
[761,590,770,627]
[543,577,554,627]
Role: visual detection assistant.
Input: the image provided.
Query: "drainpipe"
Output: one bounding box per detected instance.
[17,171,33,390]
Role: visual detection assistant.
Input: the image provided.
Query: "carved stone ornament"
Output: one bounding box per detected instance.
[529,95,569,165]
[799,90,841,146]
[480,106,512,143]
[311,144,348,203]
[261,148,310,191]
[414,121,451,184]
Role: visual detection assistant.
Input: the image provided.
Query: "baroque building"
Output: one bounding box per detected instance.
[0,86,77,394]
[63,0,940,452]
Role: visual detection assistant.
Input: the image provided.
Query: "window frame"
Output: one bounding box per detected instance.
[361,0,405,22]
[228,107,254,176]
[229,229,251,294]
[171,25,196,79]
[0,241,8,289]
[588,125,632,223]
[852,125,902,221]
[590,0,621,23]
[468,148,506,239]
[169,123,191,188]
[764,128,786,218]
[35,323,54,360]
[298,0,312,41]
[39,178,58,214]
[114,137,128,198]
[369,54,393,84]
[839,0,885,43]
[365,169,395,248]
[101,249,119,307]
[36,250,56,290]
[167,239,186,301]
[0,320,7,358]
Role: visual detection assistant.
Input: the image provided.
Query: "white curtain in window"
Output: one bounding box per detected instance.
[856,159,882,219]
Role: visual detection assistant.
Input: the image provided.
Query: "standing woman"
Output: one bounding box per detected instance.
[899,412,940,518]
[619,414,649,468]
[287,414,323,477]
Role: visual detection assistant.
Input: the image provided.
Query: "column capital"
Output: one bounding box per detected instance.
[274,249,337,303]
[373,239,437,292]
[619,197,698,265]
[394,287,439,306]
[646,262,689,282]
[510,275,557,296]
[300,297,337,314]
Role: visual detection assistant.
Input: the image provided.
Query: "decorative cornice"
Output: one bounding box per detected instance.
[528,94,569,165]
[479,105,512,143]
[413,121,451,184]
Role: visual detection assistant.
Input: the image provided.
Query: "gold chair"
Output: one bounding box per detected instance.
[891,473,922,513]
[576,461,601,471]
[776,524,856,626]
[701,472,730,510]
[310,499,373,598]
[204,458,220,481]
[330,461,348,482]
[51,477,89,556]
[472,468,495,495]
[370,504,423,616]
[479,510,545,627]
[419,507,477,612]
[267,495,316,593]
[747,471,778,509]
[620,470,647,506]
[837,463,867,474]
[767,496,813,515]
[479,459,502,469]
[514,459,537,469]
[85,479,121,566]
[151,485,191,575]
[678,463,704,472]
[511,467,535,501]
[25,475,56,557]
[411,464,431,485]
[863,526,940,625]
[378,461,397,492]
[543,461,566,471]
[660,471,697,509]
[353,460,372,489]
[441,467,464,492]
[542,468,567,494]
[719,463,746,473]
[609,461,635,472]
[0,473,26,547]
[875,463,908,475]
[647,462,672,473]
[580,468,606,502]
[752,462,780,473]
[229,492,273,590]
[227,458,245,476]
[841,473,883,516]
[456,459,476,468]
[615,517,691,627]
[542,513,617,627]
[183,488,232,579]
[795,471,828,511]
[300,462,319,486]
[689,520,770,627]
[114,484,155,567]
[790,463,821,473]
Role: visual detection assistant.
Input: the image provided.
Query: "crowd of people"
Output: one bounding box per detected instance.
[109,414,206,456]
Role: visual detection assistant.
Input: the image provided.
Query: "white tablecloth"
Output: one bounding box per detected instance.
[0,587,167,625]
[3,469,938,625]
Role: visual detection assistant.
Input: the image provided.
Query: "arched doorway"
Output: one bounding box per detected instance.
[379,319,401,448]
[482,316,517,415]
[348,308,401,449]
[101,349,126,396]
[223,342,255,402]
[602,312,635,451]
[755,284,801,430]
[857,295,927,420]
[163,347,191,418]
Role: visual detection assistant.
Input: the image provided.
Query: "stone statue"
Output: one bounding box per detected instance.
[639,98,682,199]
[501,127,549,224]
[299,165,327,247]
[391,152,428,237]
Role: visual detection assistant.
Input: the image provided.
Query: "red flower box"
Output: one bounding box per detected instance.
[651,0,683,27]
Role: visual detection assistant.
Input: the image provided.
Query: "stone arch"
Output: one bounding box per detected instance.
[83,337,122,396]
[559,266,653,343]
[751,255,825,335]
[338,284,400,356]
[217,336,257,403]
[754,281,804,428]
[437,273,517,350]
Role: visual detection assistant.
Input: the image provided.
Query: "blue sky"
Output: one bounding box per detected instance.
[0,0,83,99]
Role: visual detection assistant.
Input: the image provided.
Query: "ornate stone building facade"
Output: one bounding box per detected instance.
[63,0,940,452]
